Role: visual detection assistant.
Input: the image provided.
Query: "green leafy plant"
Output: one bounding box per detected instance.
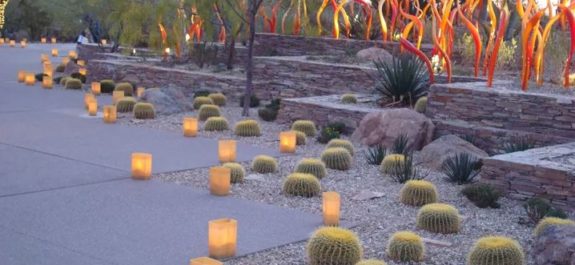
[307,227,362,265]
[502,137,536,153]
[374,54,429,106]
[317,127,340,144]
[524,198,567,224]
[441,153,480,185]
[365,145,386,165]
[208,93,227,106]
[462,183,501,208]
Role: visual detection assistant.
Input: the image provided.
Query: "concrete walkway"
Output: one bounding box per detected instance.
[0,44,320,264]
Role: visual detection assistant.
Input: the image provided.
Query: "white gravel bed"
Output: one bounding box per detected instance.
[118,104,540,265]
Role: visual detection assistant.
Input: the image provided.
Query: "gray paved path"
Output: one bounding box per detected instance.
[0,44,320,264]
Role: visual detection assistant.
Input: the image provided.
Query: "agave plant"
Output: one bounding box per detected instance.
[374,54,429,106]
[502,137,536,153]
[365,145,386,165]
[441,153,480,185]
[391,134,409,155]
[388,154,427,184]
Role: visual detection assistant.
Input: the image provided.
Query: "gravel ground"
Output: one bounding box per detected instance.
[119,103,546,265]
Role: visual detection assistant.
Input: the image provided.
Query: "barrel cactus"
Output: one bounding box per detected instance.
[414,97,428,114]
[133,102,155,119]
[222,162,245,183]
[321,147,353,170]
[234,119,262,137]
[100,79,115,93]
[380,154,405,174]
[198,104,221,121]
[416,203,460,234]
[208,93,227,106]
[355,259,387,265]
[251,155,278,174]
[295,158,327,179]
[307,227,362,265]
[326,139,354,156]
[293,130,307,145]
[193,96,214,110]
[534,217,575,237]
[387,231,424,262]
[283,173,321,197]
[204,117,229,131]
[341,94,358,104]
[400,180,439,207]
[114,82,134,96]
[116,97,137,113]
[59,76,70,86]
[65,78,83,89]
[291,120,317,137]
[467,236,524,265]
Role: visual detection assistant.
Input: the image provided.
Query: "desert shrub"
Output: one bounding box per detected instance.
[291,120,317,137]
[307,227,362,265]
[374,54,429,105]
[114,82,134,96]
[190,41,219,68]
[317,127,340,144]
[100,80,115,93]
[321,147,353,171]
[502,137,536,153]
[534,217,575,237]
[283,173,321,197]
[400,180,439,207]
[441,153,480,184]
[524,197,567,224]
[387,231,424,262]
[133,103,155,119]
[365,145,386,165]
[467,236,524,265]
[386,154,426,183]
[65,78,83,89]
[239,94,260,108]
[258,107,278,121]
[416,203,460,234]
[461,183,501,208]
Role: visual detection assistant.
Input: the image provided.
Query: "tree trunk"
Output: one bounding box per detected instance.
[242,1,257,117]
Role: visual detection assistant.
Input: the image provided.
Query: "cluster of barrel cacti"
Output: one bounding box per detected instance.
[251,155,277,174]
[326,139,354,156]
[198,104,221,121]
[203,117,229,131]
[133,102,155,119]
[234,119,261,137]
[116,97,137,113]
[282,173,321,197]
[307,227,362,265]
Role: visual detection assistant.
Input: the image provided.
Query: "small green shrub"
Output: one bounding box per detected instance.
[326,122,347,135]
[295,158,327,179]
[524,197,568,224]
[387,231,424,262]
[198,104,221,121]
[461,183,501,208]
[203,117,229,131]
[317,127,341,144]
[291,120,317,137]
[534,217,575,237]
[307,227,362,265]
[374,53,429,105]
[193,96,214,110]
[341,94,358,104]
[326,139,354,156]
[114,82,134,96]
[321,147,353,171]
[502,137,536,153]
[400,180,438,207]
[65,78,83,89]
[258,107,278,122]
[467,236,524,265]
[251,155,278,174]
[365,145,386,165]
[222,162,245,183]
[240,94,260,108]
[116,97,137,113]
[234,119,261,137]
[416,203,460,234]
[414,97,428,113]
[283,173,321,197]
[133,102,155,119]
[100,80,115,93]
[208,93,227,106]
[441,153,480,185]
[70,72,86,83]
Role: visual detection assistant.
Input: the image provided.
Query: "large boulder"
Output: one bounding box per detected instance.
[356,47,393,63]
[351,108,434,151]
[419,135,488,170]
[533,225,575,265]
[140,86,193,115]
